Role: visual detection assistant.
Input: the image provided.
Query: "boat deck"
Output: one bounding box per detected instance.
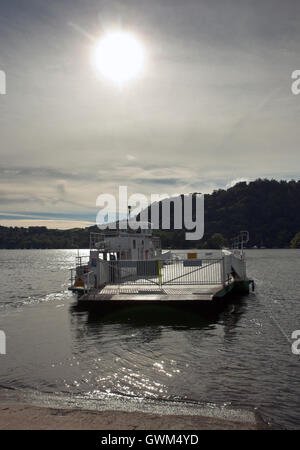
[78,280,236,303]
[73,258,251,306]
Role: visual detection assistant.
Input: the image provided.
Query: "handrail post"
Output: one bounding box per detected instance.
[158,260,162,287]
[85,271,92,293]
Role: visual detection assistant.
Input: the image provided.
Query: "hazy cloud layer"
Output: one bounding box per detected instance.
[1,0,300,227]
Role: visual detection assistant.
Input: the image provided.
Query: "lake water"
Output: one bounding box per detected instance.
[0,249,299,429]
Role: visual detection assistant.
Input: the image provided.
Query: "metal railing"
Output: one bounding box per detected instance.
[103,258,226,286]
[231,230,249,250]
[75,255,89,267]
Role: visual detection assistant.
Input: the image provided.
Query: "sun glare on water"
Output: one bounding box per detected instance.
[92,31,145,87]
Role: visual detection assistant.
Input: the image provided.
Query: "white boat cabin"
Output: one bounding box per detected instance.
[89,224,163,262]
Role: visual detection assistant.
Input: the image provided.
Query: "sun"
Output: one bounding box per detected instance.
[92,31,145,87]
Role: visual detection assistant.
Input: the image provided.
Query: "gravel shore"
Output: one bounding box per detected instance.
[0,403,267,430]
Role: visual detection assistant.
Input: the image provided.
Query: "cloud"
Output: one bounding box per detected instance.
[126,154,136,161]
[1,0,300,227]
[226,178,250,189]
[56,180,67,196]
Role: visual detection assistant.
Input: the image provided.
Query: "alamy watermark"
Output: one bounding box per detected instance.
[96,187,204,240]
[0,330,6,355]
[291,330,300,355]
[291,70,300,95]
[0,70,6,95]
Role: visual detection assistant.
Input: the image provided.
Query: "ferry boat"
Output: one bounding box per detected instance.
[69,227,254,308]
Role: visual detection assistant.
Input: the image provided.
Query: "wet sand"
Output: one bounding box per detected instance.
[0,403,267,430]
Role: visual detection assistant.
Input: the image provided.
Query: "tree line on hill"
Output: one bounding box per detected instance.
[1,179,300,249]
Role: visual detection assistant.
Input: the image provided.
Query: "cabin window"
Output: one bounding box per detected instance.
[133,240,136,249]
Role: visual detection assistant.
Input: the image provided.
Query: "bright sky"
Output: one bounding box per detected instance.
[0,0,300,228]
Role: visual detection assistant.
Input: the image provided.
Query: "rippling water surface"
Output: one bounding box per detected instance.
[0,249,299,429]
